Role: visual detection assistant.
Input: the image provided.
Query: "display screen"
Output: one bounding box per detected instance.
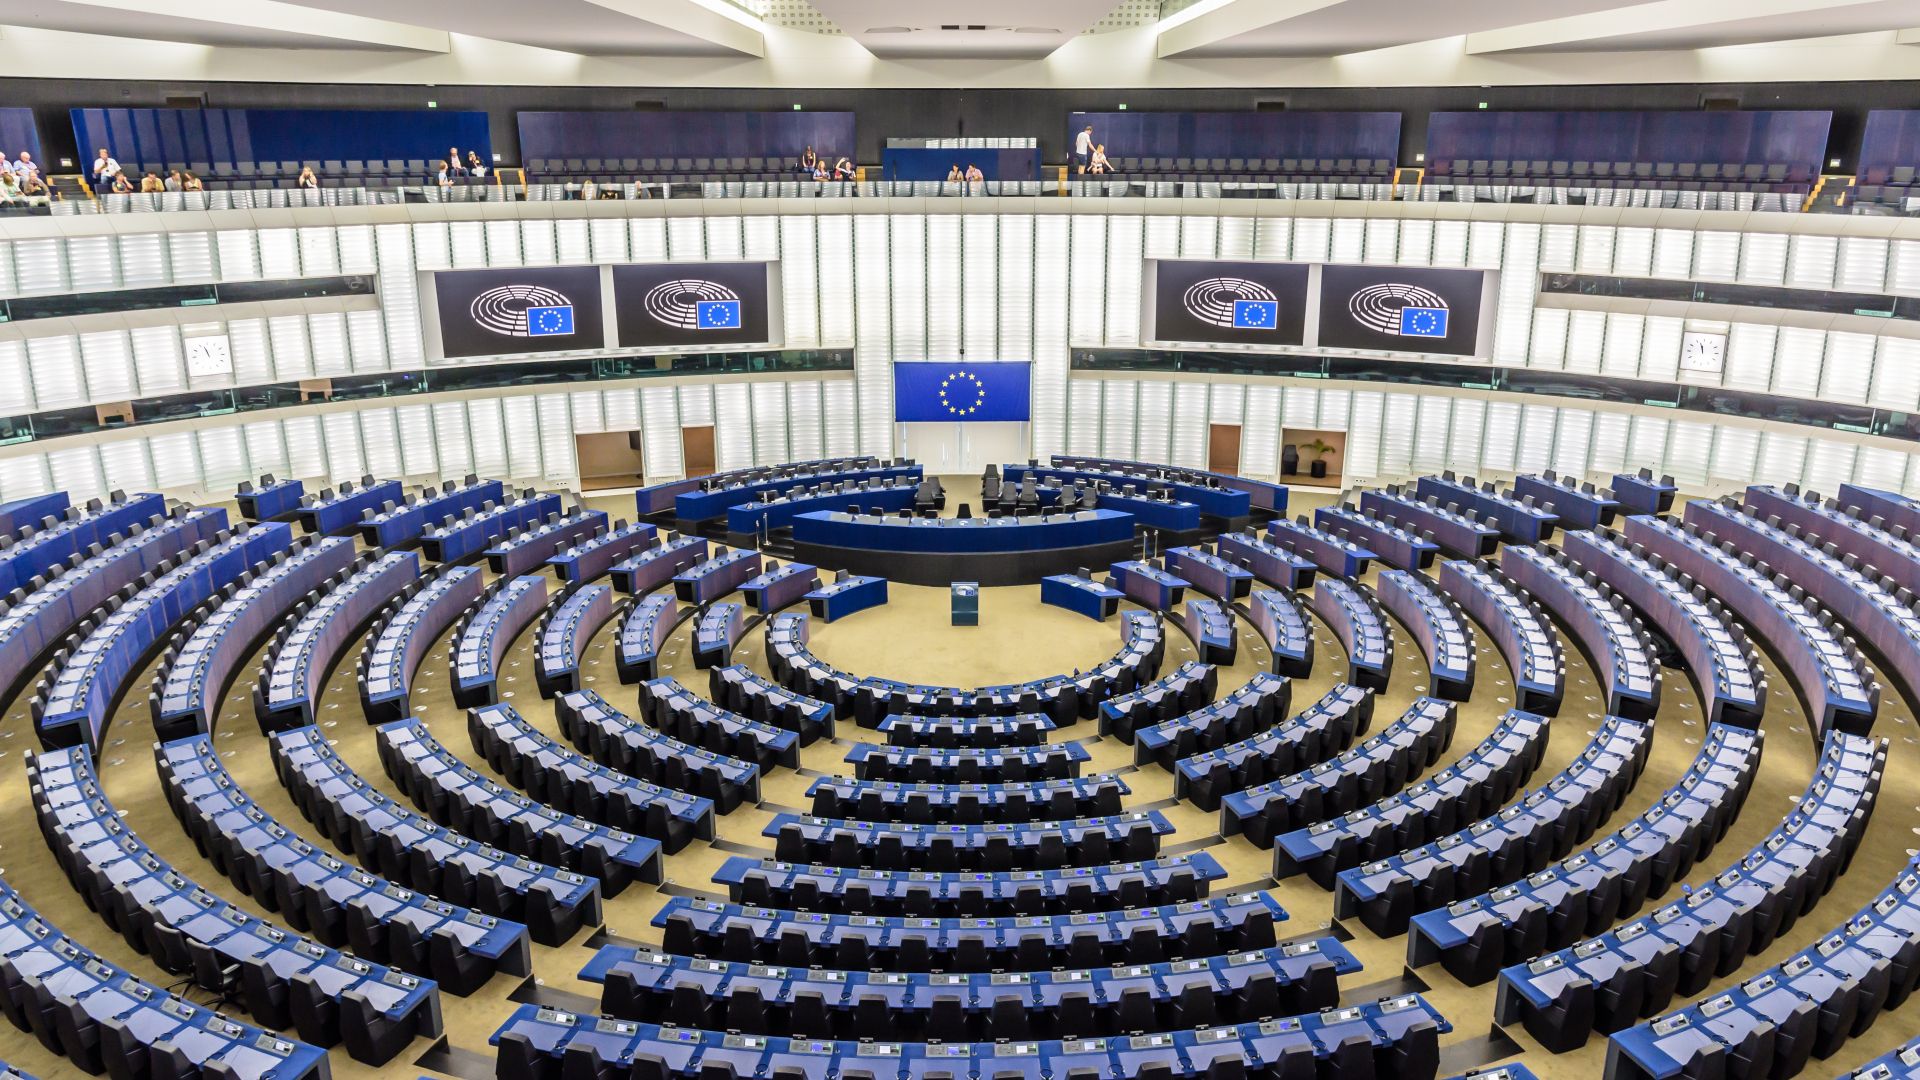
[1316,264,1487,357]
[612,262,774,348]
[1152,260,1311,346]
[894,362,1032,422]
[433,265,606,359]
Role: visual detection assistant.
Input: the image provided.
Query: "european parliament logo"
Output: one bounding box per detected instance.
[1232,300,1279,329]
[938,370,988,416]
[470,284,576,338]
[1348,282,1452,340]
[1183,276,1281,330]
[525,305,575,337]
[697,299,743,330]
[645,279,745,331]
[1397,306,1448,338]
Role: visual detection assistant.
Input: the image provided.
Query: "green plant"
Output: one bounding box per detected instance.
[1298,437,1336,461]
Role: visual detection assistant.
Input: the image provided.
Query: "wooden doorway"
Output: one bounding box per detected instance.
[574,431,645,491]
[1208,424,1242,475]
[681,425,717,478]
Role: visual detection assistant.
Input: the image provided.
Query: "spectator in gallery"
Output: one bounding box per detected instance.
[1075,124,1094,173]
[1088,144,1112,174]
[467,150,488,179]
[0,171,18,204]
[297,165,319,189]
[965,162,985,184]
[91,148,120,186]
[165,169,184,192]
[446,148,465,176]
[833,156,854,180]
[946,163,963,182]
[11,152,37,184]
[811,160,830,181]
[139,170,165,193]
[437,161,454,186]
[800,146,817,173]
[181,171,203,192]
[110,170,134,194]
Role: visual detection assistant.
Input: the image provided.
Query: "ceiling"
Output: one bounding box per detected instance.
[805,0,1125,57]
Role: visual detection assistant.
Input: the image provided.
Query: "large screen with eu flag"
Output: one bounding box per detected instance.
[894,362,1032,423]
[432,265,607,360]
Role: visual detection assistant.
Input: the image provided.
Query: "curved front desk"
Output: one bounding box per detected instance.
[791,509,1137,585]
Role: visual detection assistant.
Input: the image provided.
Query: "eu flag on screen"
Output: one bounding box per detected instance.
[525,305,575,337]
[697,299,743,330]
[894,362,1033,423]
[1232,300,1279,329]
[1398,306,1449,338]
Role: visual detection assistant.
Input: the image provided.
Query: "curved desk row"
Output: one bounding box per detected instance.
[1099,661,1219,743]
[451,574,548,707]
[1514,472,1619,532]
[674,464,921,523]
[1416,473,1558,545]
[741,561,820,613]
[487,507,606,576]
[1169,543,1266,598]
[357,477,503,550]
[555,687,763,812]
[1437,560,1564,715]
[1311,578,1393,693]
[637,677,803,771]
[1134,672,1291,769]
[710,664,835,744]
[1248,589,1314,678]
[1749,484,1920,596]
[255,550,420,731]
[1499,545,1660,721]
[296,476,402,536]
[727,480,919,537]
[550,521,659,585]
[536,583,616,697]
[1361,487,1501,560]
[880,712,1055,748]
[612,534,709,595]
[793,509,1138,587]
[618,592,682,683]
[713,854,1226,916]
[0,489,163,596]
[1314,505,1439,572]
[635,456,883,515]
[1050,454,1288,513]
[1262,518,1372,580]
[1175,685,1374,812]
[420,491,563,564]
[1375,570,1476,702]
[1008,462,1254,522]
[806,773,1127,823]
[692,602,746,669]
[359,565,484,721]
[845,741,1088,784]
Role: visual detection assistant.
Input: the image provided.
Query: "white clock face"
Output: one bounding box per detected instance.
[1680,332,1726,375]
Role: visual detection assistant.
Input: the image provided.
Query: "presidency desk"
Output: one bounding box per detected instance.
[792,510,1137,587]
[676,465,923,524]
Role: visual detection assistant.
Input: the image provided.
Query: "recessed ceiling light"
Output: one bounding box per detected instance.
[866,25,914,32]
[1013,27,1060,33]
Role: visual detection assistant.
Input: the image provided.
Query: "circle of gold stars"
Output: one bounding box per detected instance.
[939,371,987,416]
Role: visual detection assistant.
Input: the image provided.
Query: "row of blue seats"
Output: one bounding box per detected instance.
[150,534,357,740]
[806,773,1127,822]
[715,853,1227,915]
[1274,709,1551,888]
[236,473,304,520]
[880,711,1054,747]
[451,574,548,707]
[1175,684,1374,811]
[1134,672,1291,768]
[294,476,402,536]
[468,702,716,852]
[27,745,442,1062]
[1753,484,1920,604]
[0,872,330,1079]
[1111,559,1191,612]
[1611,469,1679,516]
[254,549,419,730]
[676,547,762,606]
[493,993,1448,1080]
[1436,559,1565,714]
[268,722,609,934]
[846,740,1088,783]
[374,716,665,892]
[1314,504,1439,572]
[674,463,921,522]
[1210,532,1315,591]
[710,663,836,743]
[637,676,802,769]
[1166,544,1261,599]
[619,591,683,682]
[1049,454,1288,513]
[767,811,1173,871]
[35,521,293,749]
[0,490,162,596]
[1263,517,1373,579]
[654,891,1285,971]
[1376,569,1476,701]
[1179,597,1238,665]
[356,476,503,550]
[1247,589,1314,678]
[1335,715,1654,936]
[1100,660,1220,742]
[1561,530,1765,727]
[556,687,764,810]
[583,939,1359,1040]
[740,560,821,613]
[1501,544,1662,720]
[536,583,616,696]
[1623,514,1878,737]
[728,479,920,535]
[1010,461,1257,521]
[1000,467,1218,529]
[1416,473,1559,545]
[550,519,659,584]
[1514,470,1620,531]
[1408,723,1763,986]
[808,571,890,621]
[1224,697,1457,848]
[1496,730,1885,1051]
[1310,578,1392,692]
[612,534,709,595]
[358,564,484,720]
[1846,1035,1920,1080]
[1362,487,1500,560]
[487,506,607,576]
[420,491,563,563]
[636,456,883,514]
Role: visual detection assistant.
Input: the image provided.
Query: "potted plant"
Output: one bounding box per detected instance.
[1298,437,1336,480]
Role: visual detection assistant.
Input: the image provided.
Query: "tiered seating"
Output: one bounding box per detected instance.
[1274,710,1549,889]
[610,534,708,595]
[1408,723,1762,985]
[1005,462,1251,522]
[468,702,715,852]
[807,773,1126,822]
[729,479,920,536]
[635,457,883,515]
[671,460,920,522]
[1263,517,1374,578]
[28,745,445,1061]
[451,574,549,707]
[1314,504,1440,571]
[1167,542,1267,598]
[1223,697,1457,848]
[584,939,1359,1038]
[549,520,658,584]
[806,571,890,621]
[254,550,420,730]
[737,559,819,613]
[0,493,70,534]
[1048,455,1287,514]
[1623,514,1878,736]
[150,534,358,739]
[357,476,504,550]
[1748,484,1920,596]
[1041,569,1124,620]
[690,601,744,668]
[1561,529,1765,726]
[421,490,563,564]
[1501,544,1662,720]
[294,476,402,535]
[615,591,680,682]
[359,565,485,720]
[1099,661,1219,741]
[235,475,304,521]
[1134,672,1291,768]
[486,506,606,576]
[1176,684,1374,811]
[714,853,1226,914]
[709,664,835,743]
[1836,1033,1920,1079]
[1495,730,1884,1051]
[674,547,762,605]
[1248,588,1314,677]
[1611,470,1678,516]
[1836,482,1920,536]
[0,872,333,1076]
[375,717,665,891]
[1514,471,1620,531]
[0,505,225,699]
[767,811,1173,870]
[1438,559,1565,714]
[1361,487,1500,559]
[1311,578,1393,692]
[1377,569,1476,701]
[1335,715,1654,936]
[535,584,615,696]
[844,741,1089,783]
[878,712,1055,747]
[494,993,1451,1080]
[555,688,764,811]
[636,677,802,770]
[34,521,293,749]
[1180,596,1237,665]
[0,490,163,594]
[1415,473,1559,544]
[1109,558,1192,610]
[653,890,1282,970]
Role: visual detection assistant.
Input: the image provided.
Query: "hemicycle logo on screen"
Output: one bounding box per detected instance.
[1181,277,1281,330]
[470,284,577,338]
[1347,282,1451,339]
[644,279,745,331]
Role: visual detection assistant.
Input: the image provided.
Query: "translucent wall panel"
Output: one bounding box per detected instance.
[823,379,859,458]
[853,215,894,457]
[1104,216,1144,347]
[1067,379,1102,456]
[1101,380,1137,459]
[817,216,855,349]
[780,216,821,349]
[1031,217,1072,459]
[925,215,961,360]
[963,215,1000,358]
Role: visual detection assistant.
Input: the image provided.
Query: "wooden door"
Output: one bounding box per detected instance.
[1208,424,1242,475]
[574,431,644,491]
[681,425,717,478]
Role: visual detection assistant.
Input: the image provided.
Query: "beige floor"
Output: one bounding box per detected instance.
[1,479,1919,1080]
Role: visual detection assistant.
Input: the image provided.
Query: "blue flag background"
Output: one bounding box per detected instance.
[894,362,1033,422]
